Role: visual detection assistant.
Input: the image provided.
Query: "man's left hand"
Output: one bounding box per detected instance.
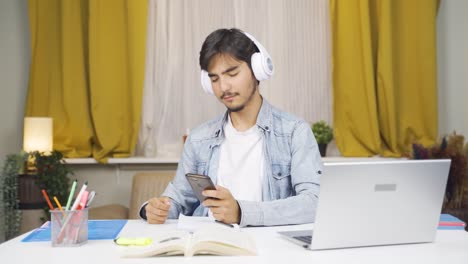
[202,185,240,224]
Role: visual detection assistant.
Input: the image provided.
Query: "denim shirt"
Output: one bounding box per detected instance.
[161,99,322,227]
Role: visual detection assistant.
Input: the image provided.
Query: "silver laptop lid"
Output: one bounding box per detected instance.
[311,159,451,250]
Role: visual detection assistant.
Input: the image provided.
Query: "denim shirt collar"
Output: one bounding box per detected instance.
[209,97,273,140]
[255,97,273,132]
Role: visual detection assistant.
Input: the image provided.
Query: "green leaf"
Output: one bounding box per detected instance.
[311,120,333,144]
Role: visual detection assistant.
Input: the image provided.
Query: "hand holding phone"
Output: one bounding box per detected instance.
[186,174,241,224]
[185,173,216,202]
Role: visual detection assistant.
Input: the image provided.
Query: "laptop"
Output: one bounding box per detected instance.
[278,159,451,250]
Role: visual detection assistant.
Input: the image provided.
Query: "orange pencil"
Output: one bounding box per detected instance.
[53,196,64,211]
[53,196,66,218]
[41,189,54,210]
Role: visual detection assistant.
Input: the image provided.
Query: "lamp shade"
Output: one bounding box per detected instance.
[23,117,53,152]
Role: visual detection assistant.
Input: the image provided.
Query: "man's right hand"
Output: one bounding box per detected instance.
[145,197,171,224]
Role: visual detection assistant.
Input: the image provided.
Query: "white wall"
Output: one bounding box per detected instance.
[437,0,468,137]
[0,0,30,241]
[0,0,30,163]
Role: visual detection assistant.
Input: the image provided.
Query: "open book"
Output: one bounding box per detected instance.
[122,225,257,257]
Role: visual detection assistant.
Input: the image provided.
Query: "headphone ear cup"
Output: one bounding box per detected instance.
[251,52,269,81]
[200,70,214,95]
[250,52,264,81]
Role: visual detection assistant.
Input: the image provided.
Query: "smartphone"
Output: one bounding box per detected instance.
[185,173,216,202]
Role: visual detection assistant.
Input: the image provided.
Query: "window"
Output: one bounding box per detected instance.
[136,0,332,158]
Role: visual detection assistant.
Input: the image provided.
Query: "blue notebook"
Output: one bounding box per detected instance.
[21,219,127,242]
[438,214,466,230]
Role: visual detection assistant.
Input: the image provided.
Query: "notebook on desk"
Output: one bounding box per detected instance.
[278,159,451,250]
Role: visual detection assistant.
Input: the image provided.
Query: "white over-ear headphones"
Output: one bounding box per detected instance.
[200,31,274,95]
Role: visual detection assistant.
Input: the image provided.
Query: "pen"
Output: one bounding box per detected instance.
[65,179,77,210]
[215,220,235,228]
[73,191,89,242]
[86,191,96,207]
[57,181,87,243]
[76,191,89,210]
[41,189,54,210]
[70,181,88,211]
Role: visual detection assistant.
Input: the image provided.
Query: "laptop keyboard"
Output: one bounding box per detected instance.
[294,235,312,244]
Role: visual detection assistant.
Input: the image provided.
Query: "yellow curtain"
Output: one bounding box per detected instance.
[330,0,439,157]
[26,0,147,162]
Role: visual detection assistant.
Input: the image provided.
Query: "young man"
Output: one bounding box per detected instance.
[140,28,322,227]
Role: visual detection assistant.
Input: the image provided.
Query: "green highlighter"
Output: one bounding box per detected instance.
[114,237,153,246]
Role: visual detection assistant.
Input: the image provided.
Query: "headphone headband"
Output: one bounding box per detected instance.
[200,30,274,95]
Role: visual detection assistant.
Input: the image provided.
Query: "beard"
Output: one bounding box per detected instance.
[222,80,258,113]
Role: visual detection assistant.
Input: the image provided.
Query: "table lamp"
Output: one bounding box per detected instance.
[23,117,53,153]
[23,117,53,172]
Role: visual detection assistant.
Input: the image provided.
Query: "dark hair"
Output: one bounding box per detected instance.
[199,28,259,71]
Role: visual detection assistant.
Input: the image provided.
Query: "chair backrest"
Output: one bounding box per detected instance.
[128,171,175,219]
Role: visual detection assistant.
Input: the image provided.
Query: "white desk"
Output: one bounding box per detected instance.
[1,220,467,264]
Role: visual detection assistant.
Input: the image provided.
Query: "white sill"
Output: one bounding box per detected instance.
[64,157,180,164]
[64,156,402,165]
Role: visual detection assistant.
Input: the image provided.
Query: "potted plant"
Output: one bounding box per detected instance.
[408,132,468,228]
[311,120,333,157]
[0,153,27,241]
[0,150,72,241]
[31,151,72,221]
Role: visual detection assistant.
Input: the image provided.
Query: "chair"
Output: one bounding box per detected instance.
[89,171,175,219]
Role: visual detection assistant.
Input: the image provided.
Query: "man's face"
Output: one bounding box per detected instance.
[207,54,258,112]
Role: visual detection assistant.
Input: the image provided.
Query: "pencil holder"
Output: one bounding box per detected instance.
[50,208,88,247]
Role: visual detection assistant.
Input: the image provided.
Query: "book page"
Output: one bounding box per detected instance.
[188,226,257,256]
[121,226,257,257]
[121,231,190,258]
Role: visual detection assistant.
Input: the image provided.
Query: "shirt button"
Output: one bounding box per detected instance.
[278,172,282,176]
[265,126,269,130]
[317,170,322,174]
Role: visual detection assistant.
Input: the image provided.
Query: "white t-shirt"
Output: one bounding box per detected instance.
[216,115,264,202]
